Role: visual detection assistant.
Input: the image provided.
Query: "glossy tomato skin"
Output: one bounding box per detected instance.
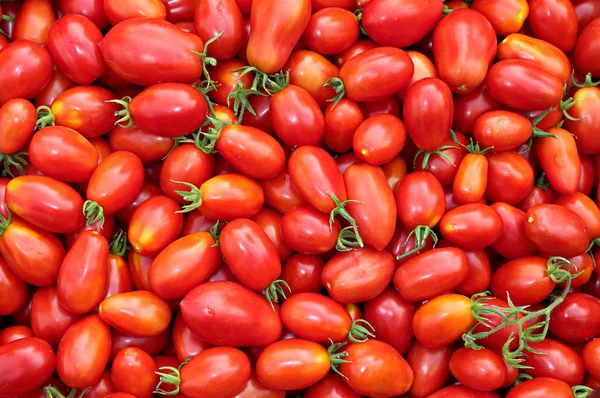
[57,315,111,388]
[0,217,66,287]
[550,292,600,342]
[406,341,453,398]
[102,254,133,301]
[252,207,292,262]
[344,163,396,250]
[173,311,211,362]
[180,281,282,347]
[99,291,172,337]
[280,254,324,295]
[555,192,600,238]
[537,128,581,195]
[453,85,501,134]
[47,14,106,85]
[449,348,507,391]
[104,0,166,25]
[6,176,85,234]
[575,17,600,76]
[12,0,56,45]
[490,202,538,259]
[433,9,496,94]
[584,339,600,380]
[99,18,204,86]
[522,339,585,386]
[340,340,413,397]
[280,205,341,255]
[87,151,145,215]
[506,377,574,398]
[60,0,107,29]
[362,0,443,48]
[111,347,158,398]
[109,124,173,164]
[471,0,529,36]
[0,257,28,316]
[322,247,395,303]
[526,204,589,257]
[0,40,54,106]
[304,7,359,55]
[528,0,578,52]
[473,110,532,152]
[0,325,34,345]
[0,99,36,155]
[412,294,476,347]
[246,0,310,74]
[395,171,445,230]
[128,196,183,256]
[566,86,600,155]
[440,203,503,249]
[352,114,406,165]
[148,232,221,299]
[333,39,378,68]
[304,373,361,398]
[363,287,415,355]
[338,47,414,102]
[486,60,564,110]
[194,0,244,60]
[453,153,488,204]
[29,126,98,182]
[403,78,453,151]
[285,50,340,110]
[485,150,534,205]
[0,337,56,398]
[110,329,170,361]
[491,256,555,305]
[394,248,469,302]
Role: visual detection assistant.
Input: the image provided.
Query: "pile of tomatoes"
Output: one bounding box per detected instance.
[2,0,600,397]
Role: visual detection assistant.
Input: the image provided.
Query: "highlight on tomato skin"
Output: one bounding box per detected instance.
[1,1,600,397]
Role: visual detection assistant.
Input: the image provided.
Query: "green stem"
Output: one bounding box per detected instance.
[327,341,351,380]
[36,106,56,130]
[324,77,345,109]
[82,200,105,227]
[209,220,222,247]
[414,145,458,170]
[263,279,291,310]
[396,225,438,261]
[348,319,376,343]
[328,193,363,249]
[154,366,181,396]
[105,97,133,128]
[572,72,600,88]
[190,31,224,88]
[109,229,128,256]
[0,152,28,177]
[171,180,203,213]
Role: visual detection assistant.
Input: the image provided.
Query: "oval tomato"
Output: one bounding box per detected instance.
[109,124,173,164]
[575,17,600,76]
[537,128,581,195]
[281,204,341,254]
[528,0,578,52]
[506,377,574,398]
[449,348,507,392]
[491,256,556,305]
[453,152,489,204]
[111,347,158,398]
[440,203,503,249]
[0,337,55,397]
[304,7,359,55]
[352,114,406,165]
[473,110,532,152]
[285,50,340,110]
[471,0,529,36]
[12,0,56,45]
[406,341,453,398]
[280,254,324,295]
[194,0,244,60]
[0,99,36,156]
[565,85,600,155]
[549,292,600,342]
[522,338,585,386]
[395,171,445,230]
[30,285,81,346]
[99,291,171,337]
[104,0,166,25]
[485,150,534,204]
[453,85,501,134]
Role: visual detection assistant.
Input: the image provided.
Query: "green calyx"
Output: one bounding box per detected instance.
[44,386,89,398]
[0,210,12,237]
[534,172,550,191]
[396,225,438,261]
[560,97,581,121]
[209,220,222,247]
[353,9,367,35]
[36,105,56,130]
[529,107,557,139]
[464,257,580,368]
[328,192,363,250]
[327,340,351,379]
[348,319,376,343]
[195,80,219,119]
[462,138,493,155]
[196,116,229,154]
[324,77,346,109]
[572,385,594,398]
[154,359,191,396]
[82,200,105,228]
[263,279,291,310]
[414,145,458,171]
[0,151,27,177]
[191,30,224,88]
[572,72,600,89]
[227,66,276,124]
[109,229,129,257]
[105,96,133,128]
[171,180,203,213]
[336,225,363,252]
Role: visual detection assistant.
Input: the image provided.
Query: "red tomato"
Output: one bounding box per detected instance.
[395,171,445,230]
[322,247,395,303]
[412,294,476,347]
[397,50,439,101]
[525,204,589,257]
[340,339,413,397]
[111,347,158,398]
[12,0,56,45]
[362,0,443,48]
[491,256,557,305]
[485,150,534,204]
[110,329,170,361]
[102,253,133,301]
[440,203,503,249]
[60,0,107,29]
[180,281,282,347]
[382,156,407,192]
[473,110,532,152]
[333,39,378,68]
[285,50,340,110]
[104,0,166,25]
[555,192,600,238]
[537,128,581,195]
[550,292,600,342]
[486,60,564,110]
[0,325,34,345]
[584,339,600,380]
[0,256,27,316]
[304,7,359,55]
[471,0,529,36]
[403,78,453,151]
[433,9,497,94]
[82,371,115,398]
[352,114,406,165]
[453,85,501,134]
[261,167,306,214]
[172,311,211,362]
[453,152,489,204]
[490,202,538,259]
[280,254,324,295]
[0,338,56,397]
[575,17,600,76]
[99,291,172,337]
[56,315,110,388]
[363,287,415,355]
[0,40,53,106]
[0,99,36,156]
[109,125,173,164]
[162,0,200,22]
[393,248,469,302]
[449,348,507,391]
[246,0,310,74]
[233,371,285,398]
[529,0,578,52]
[406,341,453,398]
[304,373,361,398]
[522,338,585,386]
[128,196,183,256]
[506,377,574,398]
[281,204,341,254]
[194,0,244,60]
[566,85,600,155]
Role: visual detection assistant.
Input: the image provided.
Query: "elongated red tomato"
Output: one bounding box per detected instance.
[352,114,406,165]
[180,281,282,347]
[449,348,507,392]
[0,338,56,397]
[395,171,445,230]
[111,347,158,398]
[537,128,581,195]
[195,0,244,60]
[440,203,503,249]
[31,285,81,346]
[6,176,85,234]
[406,341,453,398]
[280,205,341,255]
[0,99,36,155]
[47,14,106,85]
[0,256,27,316]
[403,78,453,151]
[522,339,585,386]
[529,0,578,52]
[433,9,497,94]
[473,110,532,152]
[565,85,600,155]
[555,192,600,239]
[109,125,173,164]
[393,248,469,302]
[57,315,111,389]
[506,377,574,398]
[285,50,340,110]
[485,150,535,205]
[104,0,166,25]
[575,17,600,76]
[11,0,56,45]
[304,7,359,55]
[362,0,443,48]
[99,18,205,86]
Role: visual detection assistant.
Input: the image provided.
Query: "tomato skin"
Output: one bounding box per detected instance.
[246,0,310,74]
[304,373,360,398]
[584,339,600,380]
[111,347,158,398]
[99,18,205,86]
[128,196,183,256]
[566,87,600,155]
[537,128,581,195]
[99,291,171,337]
[87,151,145,215]
[575,18,600,76]
[0,217,66,287]
[0,337,56,398]
[382,156,407,192]
[286,50,340,110]
[403,78,453,151]
[412,294,476,347]
[6,176,85,234]
[271,85,325,147]
[490,202,538,259]
[29,126,98,182]
[394,248,469,302]
[529,0,578,52]
[449,348,507,392]
[0,40,54,106]
[280,254,324,295]
[281,293,352,342]
[180,281,282,347]
[104,0,166,25]
[0,256,28,316]
[57,315,111,388]
[406,341,452,398]
[344,163,396,250]
[81,371,115,398]
[523,339,585,386]
[362,0,442,48]
[395,171,445,230]
[526,204,589,257]
[116,181,161,224]
[433,9,496,94]
[471,0,528,36]
[173,311,211,362]
[233,371,285,398]
[440,203,503,249]
[281,205,341,255]
[485,150,534,205]
[34,70,76,108]
[216,125,285,179]
[352,114,406,165]
[491,256,555,305]
[506,377,574,398]
[363,287,415,355]
[453,153,488,204]
[486,60,564,111]
[180,211,216,237]
[0,99,36,155]
[333,39,378,68]
[555,192,600,238]
[109,125,173,164]
[110,329,170,361]
[60,0,107,29]
[12,0,56,45]
[473,110,532,152]
[550,292,600,343]
[102,254,133,301]
[304,7,359,55]
[0,325,34,345]
[340,340,413,397]
[194,0,243,60]
[453,85,501,134]
[149,232,221,299]
[322,247,395,303]
[242,94,273,134]
[339,47,414,102]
